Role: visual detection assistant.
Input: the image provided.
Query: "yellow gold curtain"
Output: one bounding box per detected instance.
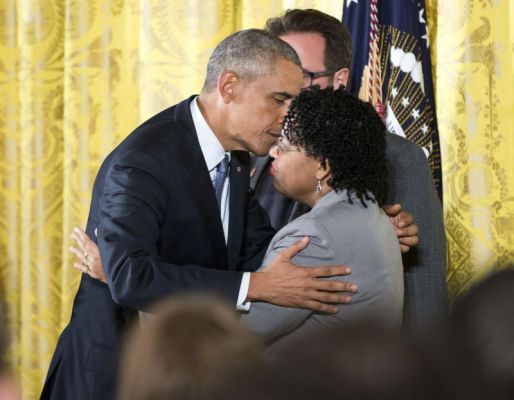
[0,1,343,398]
[0,0,513,399]
[426,0,514,299]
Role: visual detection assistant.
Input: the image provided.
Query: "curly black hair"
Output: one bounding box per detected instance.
[282,86,387,206]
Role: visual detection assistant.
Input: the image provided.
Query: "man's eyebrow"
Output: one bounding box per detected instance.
[271,91,295,99]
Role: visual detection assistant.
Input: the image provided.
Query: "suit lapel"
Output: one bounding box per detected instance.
[250,155,272,191]
[175,98,228,269]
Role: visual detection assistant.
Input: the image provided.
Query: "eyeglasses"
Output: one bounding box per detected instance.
[302,68,336,88]
[274,137,304,155]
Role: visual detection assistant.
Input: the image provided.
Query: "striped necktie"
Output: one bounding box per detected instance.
[213,154,229,208]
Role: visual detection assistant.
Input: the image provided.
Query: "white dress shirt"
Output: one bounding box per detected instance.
[190,97,250,310]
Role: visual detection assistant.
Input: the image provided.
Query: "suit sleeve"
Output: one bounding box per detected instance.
[97,149,243,310]
[385,137,448,329]
[239,229,333,342]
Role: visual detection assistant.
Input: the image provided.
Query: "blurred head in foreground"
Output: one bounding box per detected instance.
[450,267,514,399]
[118,294,264,400]
[0,302,20,400]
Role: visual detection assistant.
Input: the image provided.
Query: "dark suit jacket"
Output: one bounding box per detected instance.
[41,96,274,400]
[250,133,448,330]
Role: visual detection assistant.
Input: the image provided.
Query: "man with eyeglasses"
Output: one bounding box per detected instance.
[302,69,338,88]
[252,9,448,330]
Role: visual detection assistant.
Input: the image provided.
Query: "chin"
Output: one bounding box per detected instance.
[252,148,270,157]
[272,182,306,205]
[272,181,289,198]
[250,142,274,157]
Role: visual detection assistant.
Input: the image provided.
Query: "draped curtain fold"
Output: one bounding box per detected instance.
[426,0,514,297]
[0,0,513,399]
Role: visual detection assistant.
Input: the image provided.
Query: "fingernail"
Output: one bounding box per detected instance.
[344,267,351,274]
[344,296,352,303]
[395,229,403,235]
[350,285,358,292]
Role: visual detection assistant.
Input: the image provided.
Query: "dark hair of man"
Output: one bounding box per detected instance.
[265,9,352,73]
[282,86,386,206]
[202,28,301,92]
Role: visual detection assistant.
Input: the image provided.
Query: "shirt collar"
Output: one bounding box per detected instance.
[190,96,229,172]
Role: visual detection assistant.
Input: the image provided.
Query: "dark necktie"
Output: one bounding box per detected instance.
[213,154,229,208]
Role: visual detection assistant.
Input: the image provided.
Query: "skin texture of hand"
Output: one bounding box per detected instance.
[248,236,357,314]
[69,227,107,283]
[383,203,420,253]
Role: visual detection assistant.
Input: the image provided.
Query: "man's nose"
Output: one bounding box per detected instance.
[277,101,291,124]
[269,143,278,158]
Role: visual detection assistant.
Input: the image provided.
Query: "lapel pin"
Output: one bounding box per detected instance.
[236,166,242,173]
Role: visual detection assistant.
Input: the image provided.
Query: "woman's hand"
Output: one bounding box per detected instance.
[69,227,107,284]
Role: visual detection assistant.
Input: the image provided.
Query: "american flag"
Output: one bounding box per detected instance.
[343,0,442,199]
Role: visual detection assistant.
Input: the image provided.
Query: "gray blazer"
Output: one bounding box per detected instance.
[240,190,404,352]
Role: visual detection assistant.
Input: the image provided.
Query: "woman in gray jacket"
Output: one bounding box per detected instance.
[239,87,403,352]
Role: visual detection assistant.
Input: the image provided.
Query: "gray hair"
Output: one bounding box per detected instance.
[202,28,301,92]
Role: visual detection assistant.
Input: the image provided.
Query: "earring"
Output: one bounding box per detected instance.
[316,179,322,193]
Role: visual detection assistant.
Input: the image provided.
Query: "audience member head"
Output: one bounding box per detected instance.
[118,294,264,400]
[269,86,386,206]
[450,267,514,398]
[0,303,7,374]
[266,9,352,89]
[223,324,471,400]
[0,303,20,400]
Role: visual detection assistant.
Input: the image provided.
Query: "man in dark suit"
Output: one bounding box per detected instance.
[40,29,354,400]
[252,9,448,330]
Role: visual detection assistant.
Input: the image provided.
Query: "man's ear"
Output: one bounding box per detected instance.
[333,67,350,90]
[219,70,239,103]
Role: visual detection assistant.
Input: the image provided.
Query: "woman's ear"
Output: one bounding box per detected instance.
[219,71,238,103]
[316,160,331,181]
